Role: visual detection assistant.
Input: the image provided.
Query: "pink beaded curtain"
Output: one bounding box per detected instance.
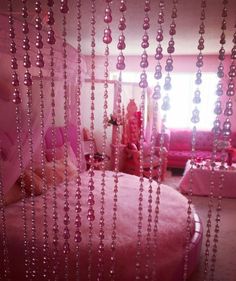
[0,1,235,281]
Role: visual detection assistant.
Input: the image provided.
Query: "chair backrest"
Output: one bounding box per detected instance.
[122,99,141,148]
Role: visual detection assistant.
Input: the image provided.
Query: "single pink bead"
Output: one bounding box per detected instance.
[140,60,148,68]
[63,242,70,254]
[120,1,127,12]
[74,230,82,243]
[158,14,164,24]
[47,11,55,25]
[87,209,95,221]
[11,57,18,70]
[169,28,176,36]
[117,54,124,63]
[141,41,149,49]
[117,41,125,50]
[63,228,70,239]
[12,89,21,104]
[104,28,111,35]
[12,72,19,86]
[139,79,148,89]
[143,22,150,30]
[35,2,42,14]
[21,7,28,18]
[13,96,21,105]
[156,31,163,42]
[167,46,175,54]
[116,62,125,70]
[104,14,112,23]
[60,2,69,14]
[23,38,30,51]
[64,213,70,225]
[103,35,112,44]
[10,42,16,54]
[23,54,31,68]
[35,17,42,30]
[24,72,32,86]
[9,27,15,39]
[47,30,56,45]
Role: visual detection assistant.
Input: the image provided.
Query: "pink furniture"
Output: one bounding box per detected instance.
[179,160,236,198]
[117,99,168,179]
[156,130,236,169]
[123,145,168,180]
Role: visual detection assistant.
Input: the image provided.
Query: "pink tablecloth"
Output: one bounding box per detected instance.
[179,161,236,198]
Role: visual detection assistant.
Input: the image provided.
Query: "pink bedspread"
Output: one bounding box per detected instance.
[180,161,236,198]
[1,171,193,281]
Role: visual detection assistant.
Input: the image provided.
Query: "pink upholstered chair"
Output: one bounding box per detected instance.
[121,99,167,180]
[123,144,167,180]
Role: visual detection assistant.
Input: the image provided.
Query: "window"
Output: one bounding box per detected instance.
[110,71,218,131]
[163,72,218,130]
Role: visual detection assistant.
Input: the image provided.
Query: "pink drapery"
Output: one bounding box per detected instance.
[0,14,87,194]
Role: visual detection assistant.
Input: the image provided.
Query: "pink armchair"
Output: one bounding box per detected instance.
[123,144,167,180]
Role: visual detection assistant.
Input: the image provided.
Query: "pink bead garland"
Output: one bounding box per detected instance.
[0,149,10,279]
[34,1,49,278]
[183,1,206,280]
[8,1,31,279]
[21,0,37,278]
[152,1,165,279]
[202,1,228,281]
[208,8,235,281]
[161,0,178,112]
[60,1,71,280]
[87,1,97,280]
[74,0,83,279]
[97,1,113,280]
[109,1,127,279]
[46,0,60,278]
[135,0,153,279]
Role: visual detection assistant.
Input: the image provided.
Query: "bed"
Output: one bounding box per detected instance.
[1,123,202,281]
[0,126,203,281]
[1,168,202,281]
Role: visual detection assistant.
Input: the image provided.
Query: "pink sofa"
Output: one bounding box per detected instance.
[156,130,236,169]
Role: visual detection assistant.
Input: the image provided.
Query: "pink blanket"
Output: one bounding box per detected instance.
[1,171,193,281]
[180,161,236,198]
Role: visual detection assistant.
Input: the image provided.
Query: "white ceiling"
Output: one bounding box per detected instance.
[0,0,235,56]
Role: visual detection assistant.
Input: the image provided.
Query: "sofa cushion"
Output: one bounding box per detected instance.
[195,131,214,151]
[230,132,236,148]
[168,150,191,161]
[169,130,192,151]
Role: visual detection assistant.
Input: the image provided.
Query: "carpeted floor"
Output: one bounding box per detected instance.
[163,169,236,281]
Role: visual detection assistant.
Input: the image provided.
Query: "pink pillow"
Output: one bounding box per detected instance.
[45,143,77,166]
[45,146,64,162]
[23,170,43,196]
[22,158,77,198]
